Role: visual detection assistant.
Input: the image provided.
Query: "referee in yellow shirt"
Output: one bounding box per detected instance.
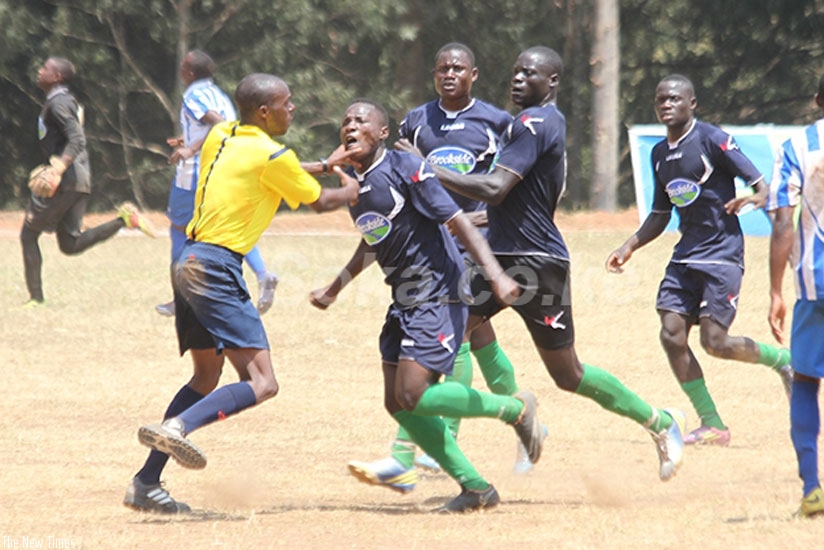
[125,73,359,514]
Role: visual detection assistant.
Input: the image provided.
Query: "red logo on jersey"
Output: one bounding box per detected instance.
[543,311,567,330]
[719,136,739,152]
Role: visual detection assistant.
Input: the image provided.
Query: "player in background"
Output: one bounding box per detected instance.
[348,43,537,487]
[400,46,686,482]
[155,50,279,317]
[606,74,793,446]
[767,73,824,518]
[21,56,155,307]
[124,73,359,514]
[310,99,544,513]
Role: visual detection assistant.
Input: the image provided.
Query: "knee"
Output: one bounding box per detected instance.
[700,331,731,358]
[395,391,419,412]
[659,325,686,353]
[255,379,279,402]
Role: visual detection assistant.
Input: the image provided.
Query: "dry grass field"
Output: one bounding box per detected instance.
[1,208,822,549]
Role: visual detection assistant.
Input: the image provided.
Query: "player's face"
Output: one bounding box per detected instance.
[340,103,388,162]
[510,52,556,108]
[654,80,695,128]
[36,59,61,91]
[432,49,477,103]
[260,85,295,137]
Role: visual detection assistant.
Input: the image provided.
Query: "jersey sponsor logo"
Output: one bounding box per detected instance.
[543,311,567,330]
[519,114,544,135]
[410,161,436,183]
[665,178,701,207]
[719,136,739,152]
[355,212,392,245]
[426,146,476,174]
[401,338,416,347]
[438,332,455,353]
[440,122,466,132]
[665,151,683,161]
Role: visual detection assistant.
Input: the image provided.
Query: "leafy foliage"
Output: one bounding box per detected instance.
[0,0,821,211]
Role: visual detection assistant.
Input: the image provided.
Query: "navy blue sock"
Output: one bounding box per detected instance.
[177,382,257,434]
[136,385,204,485]
[790,378,821,496]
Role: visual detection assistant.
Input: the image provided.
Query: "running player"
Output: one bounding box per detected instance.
[606,74,793,446]
[348,43,537,486]
[124,73,359,514]
[400,46,686,481]
[310,98,544,513]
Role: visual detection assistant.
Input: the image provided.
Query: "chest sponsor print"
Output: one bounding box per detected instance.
[355,212,392,245]
[665,178,701,207]
[426,146,476,174]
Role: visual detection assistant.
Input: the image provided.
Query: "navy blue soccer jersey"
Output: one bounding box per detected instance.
[399,98,511,213]
[650,120,763,266]
[348,149,466,308]
[489,103,569,259]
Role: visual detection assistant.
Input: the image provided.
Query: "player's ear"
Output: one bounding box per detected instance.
[379,125,390,140]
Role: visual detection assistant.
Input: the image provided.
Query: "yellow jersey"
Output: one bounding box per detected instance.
[187,121,322,254]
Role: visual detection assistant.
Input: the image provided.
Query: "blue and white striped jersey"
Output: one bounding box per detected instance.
[767,118,824,300]
[181,78,236,148]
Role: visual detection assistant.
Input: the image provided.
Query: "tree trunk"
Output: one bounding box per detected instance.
[589,0,619,212]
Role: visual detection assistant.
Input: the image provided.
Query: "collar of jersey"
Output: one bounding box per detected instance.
[438,97,476,119]
[354,148,387,182]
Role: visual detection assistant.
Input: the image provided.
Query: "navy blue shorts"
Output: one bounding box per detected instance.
[469,254,575,350]
[379,301,467,375]
[656,262,742,328]
[791,300,824,378]
[173,240,269,354]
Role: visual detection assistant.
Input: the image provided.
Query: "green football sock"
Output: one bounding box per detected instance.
[473,340,519,395]
[389,427,416,469]
[681,378,725,429]
[412,381,523,424]
[575,364,672,432]
[442,342,474,437]
[393,409,488,491]
[756,342,791,372]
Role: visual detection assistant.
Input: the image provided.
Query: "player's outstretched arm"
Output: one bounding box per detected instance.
[435,165,521,206]
[310,240,375,310]
[308,166,359,213]
[447,212,520,306]
[768,206,794,343]
[606,211,671,273]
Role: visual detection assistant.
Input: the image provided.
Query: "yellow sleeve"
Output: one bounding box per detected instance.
[262,147,322,209]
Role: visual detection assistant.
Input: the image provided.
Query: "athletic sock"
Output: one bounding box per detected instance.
[393,409,488,491]
[575,364,672,431]
[177,381,257,434]
[390,427,417,469]
[473,340,519,395]
[412,380,523,424]
[136,385,204,485]
[244,245,267,280]
[790,378,821,496]
[441,342,473,437]
[756,342,792,372]
[681,378,725,429]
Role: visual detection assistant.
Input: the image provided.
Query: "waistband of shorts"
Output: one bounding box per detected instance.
[186,239,244,263]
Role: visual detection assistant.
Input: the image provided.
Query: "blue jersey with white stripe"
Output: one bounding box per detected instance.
[399,98,511,213]
[651,120,763,267]
[490,102,569,259]
[767,118,824,300]
[181,78,237,148]
[347,149,466,308]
